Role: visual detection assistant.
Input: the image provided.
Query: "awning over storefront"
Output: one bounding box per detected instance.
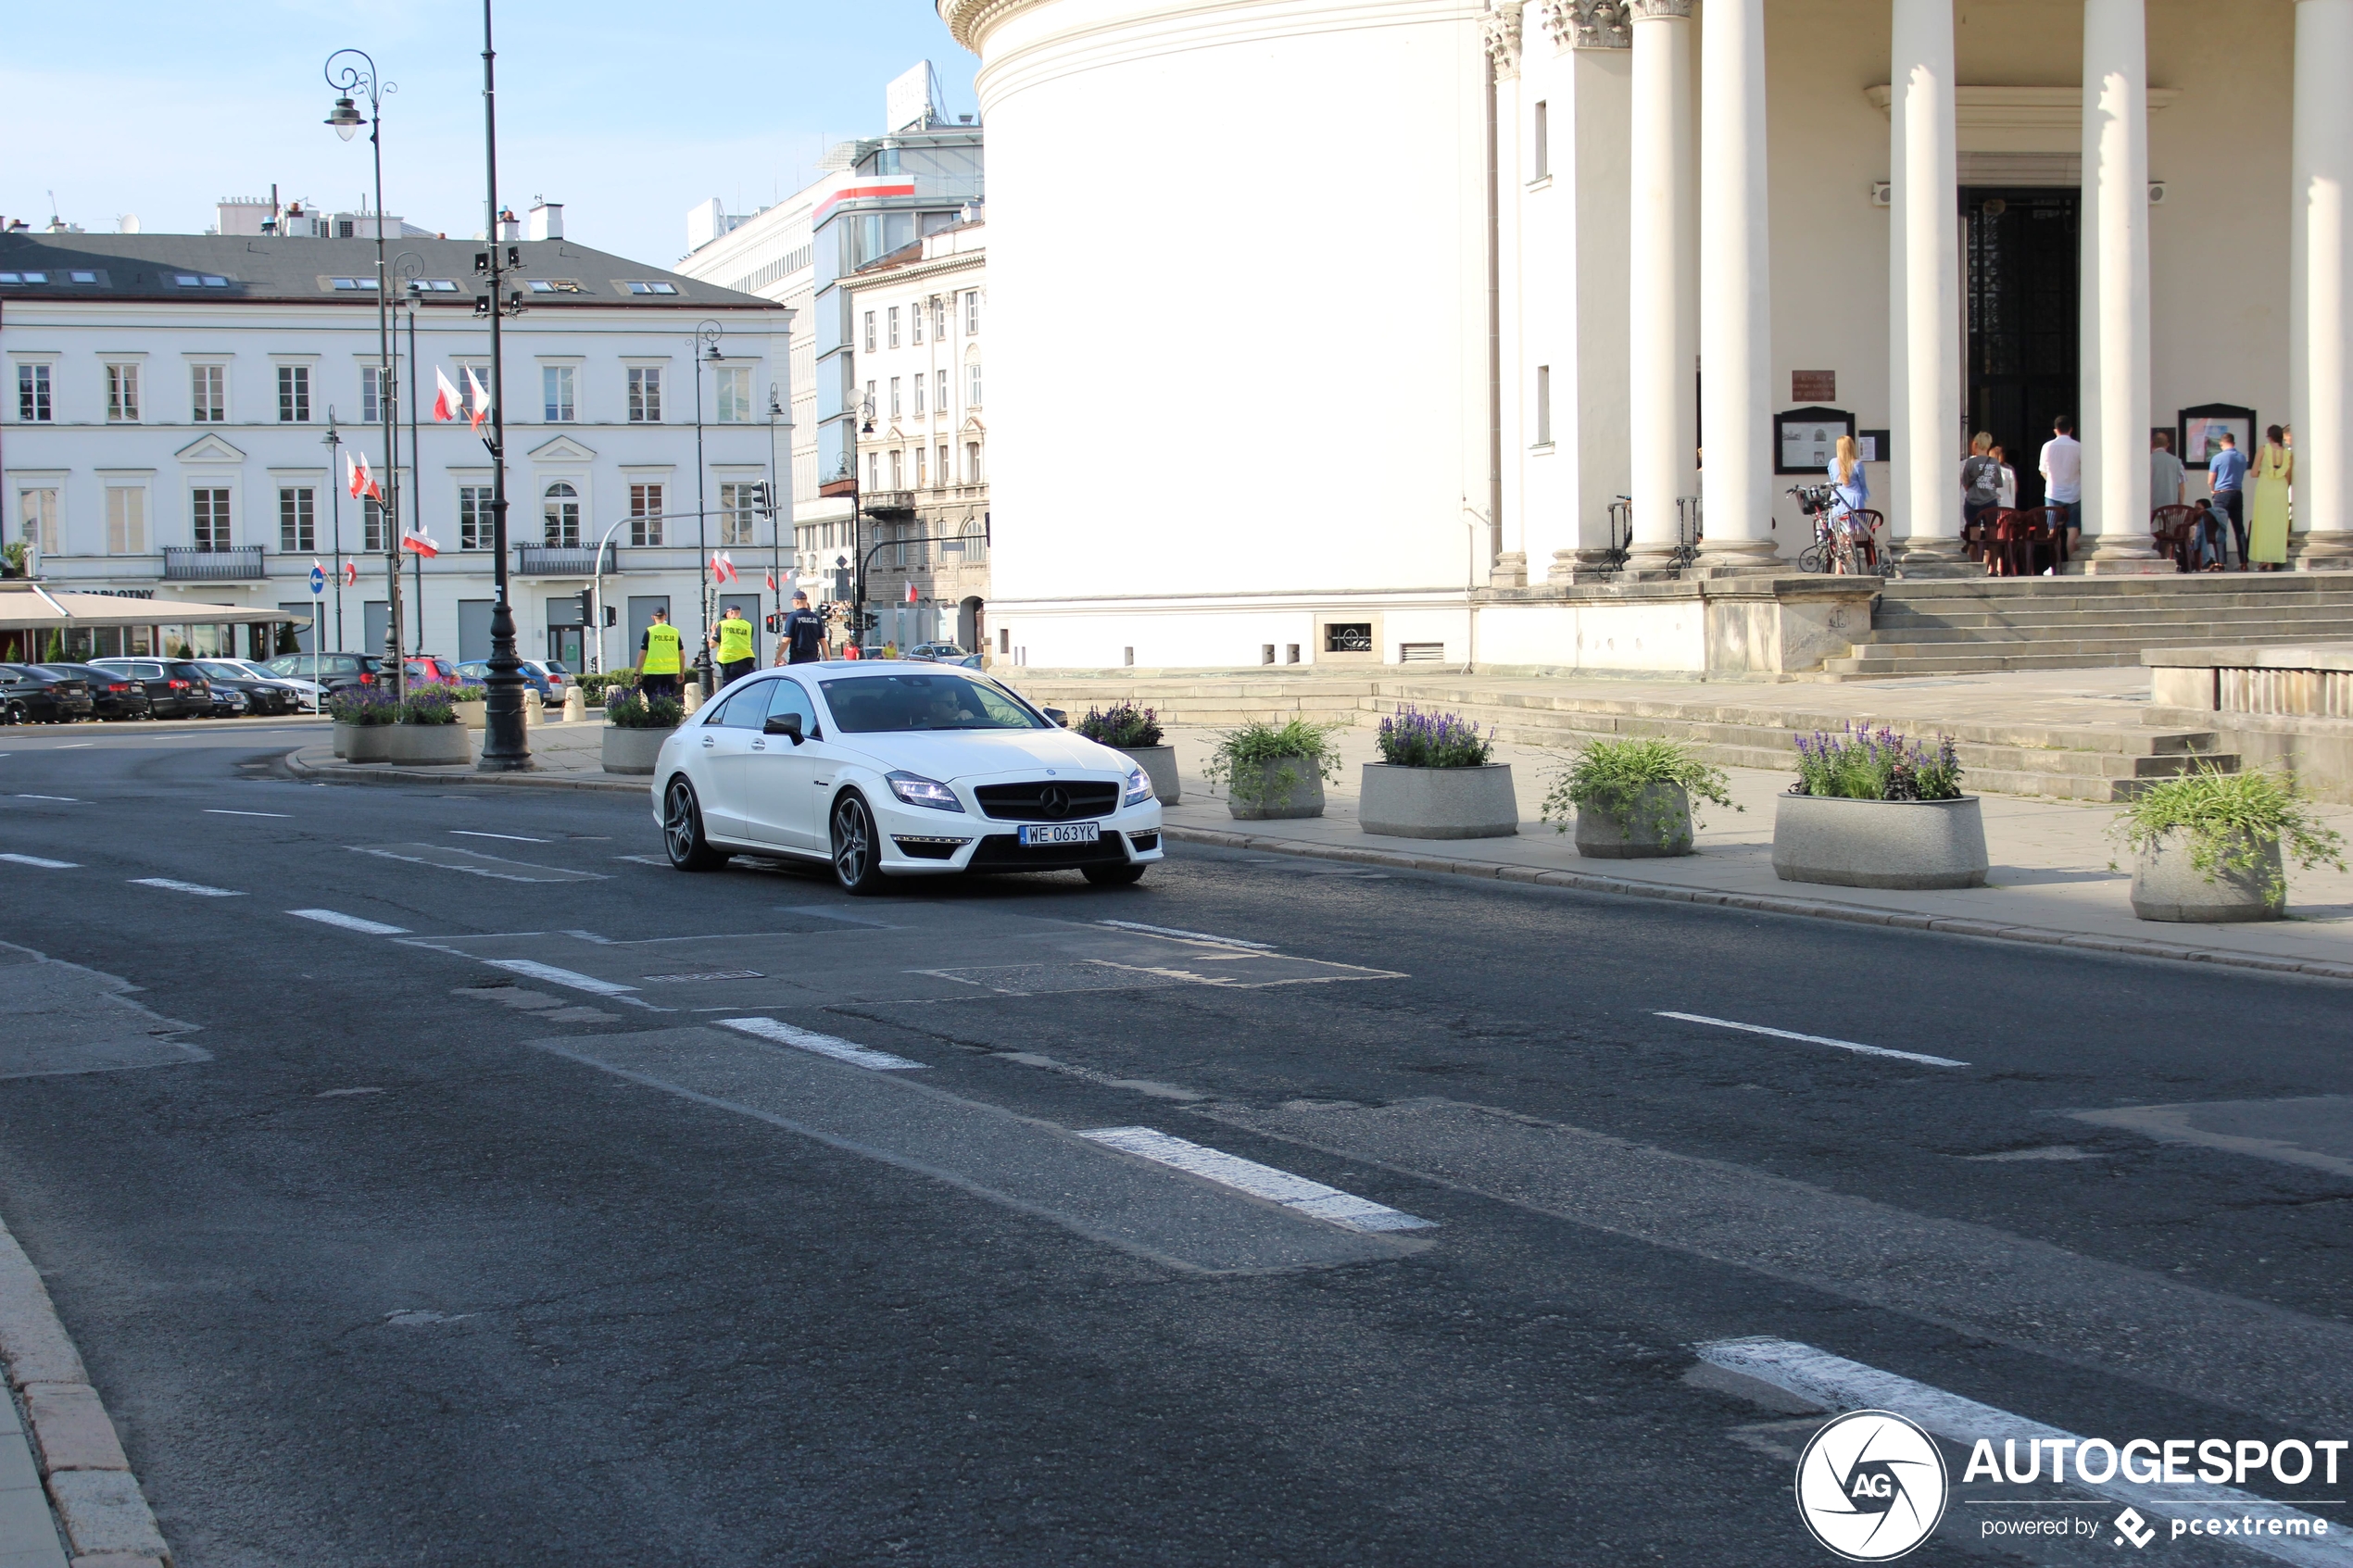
[0,583,309,632]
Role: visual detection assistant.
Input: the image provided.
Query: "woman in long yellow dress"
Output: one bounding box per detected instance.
[2249,422,2293,569]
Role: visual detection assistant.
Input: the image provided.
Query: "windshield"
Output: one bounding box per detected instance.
[819,672,1045,734]
[260,656,308,676]
[196,662,248,680]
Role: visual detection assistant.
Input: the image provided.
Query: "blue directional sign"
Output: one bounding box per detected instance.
[308,564,326,596]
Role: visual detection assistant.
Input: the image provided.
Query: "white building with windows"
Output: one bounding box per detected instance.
[2,219,789,673]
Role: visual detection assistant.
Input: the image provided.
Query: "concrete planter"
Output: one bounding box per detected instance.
[1120,745,1181,806]
[603,724,674,776]
[1225,756,1327,820]
[333,721,392,763]
[1771,793,1990,890]
[2130,831,2285,922]
[1359,763,1518,839]
[1574,783,1694,858]
[383,723,472,766]
[453,699,486,732]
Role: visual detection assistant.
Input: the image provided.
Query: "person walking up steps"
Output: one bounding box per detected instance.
[638,608,684,701]
[711,604,757,687]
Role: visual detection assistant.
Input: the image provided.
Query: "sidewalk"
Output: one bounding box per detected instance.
[281,716,2353,983]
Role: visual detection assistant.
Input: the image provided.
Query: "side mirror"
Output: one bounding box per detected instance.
[1041,707,1068,727]
[762,712,804,743]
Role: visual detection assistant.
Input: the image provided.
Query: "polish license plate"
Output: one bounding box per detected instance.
[1019,821,1101,847]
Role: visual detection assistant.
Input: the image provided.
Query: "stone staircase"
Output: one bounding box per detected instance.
[1822,573,2353,678]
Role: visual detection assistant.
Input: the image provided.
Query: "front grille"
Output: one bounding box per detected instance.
[973,780,1120,822]
[967,833,1129,871]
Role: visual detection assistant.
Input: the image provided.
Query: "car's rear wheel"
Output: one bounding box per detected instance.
[662,776,729,872]
[830,793,887,896]
[1082,863,1148,887]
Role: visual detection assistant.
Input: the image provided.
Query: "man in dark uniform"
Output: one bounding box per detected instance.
[780,590,826,665]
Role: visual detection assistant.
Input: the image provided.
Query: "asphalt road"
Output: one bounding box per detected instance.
[0,721,2348,1566]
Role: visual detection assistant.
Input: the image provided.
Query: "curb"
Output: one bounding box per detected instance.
[281,746,643,796]
[1158,825,2353,985]
[0,1223,170,1566]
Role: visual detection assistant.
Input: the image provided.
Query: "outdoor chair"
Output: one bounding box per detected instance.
[2150,504,2201,572]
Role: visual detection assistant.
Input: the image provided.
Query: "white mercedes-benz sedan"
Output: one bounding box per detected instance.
[648,661,1164,893]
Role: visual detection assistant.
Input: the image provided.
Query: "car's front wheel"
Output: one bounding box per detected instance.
[830,792,887,896]
[661,776,729,872]
[1082,863,1148,887]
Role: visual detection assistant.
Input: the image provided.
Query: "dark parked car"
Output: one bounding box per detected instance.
[194,661,294,716]
[89,659,212,720]
[258,652,389,696]
[456,659,568,699]
[35,663,151,721]
[0,663,95,723]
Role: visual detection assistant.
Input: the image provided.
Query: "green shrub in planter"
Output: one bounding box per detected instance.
[1204,717,1342,810]
[2111,766,2345,906]
[605,688,684,731]
[578,670,637,699]
[1076,704,1163,747]
[1543,738,1736,842]
[1375,707,1492,768]
[396,689,461,725]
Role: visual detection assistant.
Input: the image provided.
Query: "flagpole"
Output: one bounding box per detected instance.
[476,0,530,771]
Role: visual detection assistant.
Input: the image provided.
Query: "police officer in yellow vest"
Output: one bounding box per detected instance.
[638,608,685,701]
[711,605,757,688]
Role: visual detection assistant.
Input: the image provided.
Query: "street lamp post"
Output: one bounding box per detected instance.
[321,414,346,649]
[324,47,404,703]
[692,319,724,695]
[474,0,531,771]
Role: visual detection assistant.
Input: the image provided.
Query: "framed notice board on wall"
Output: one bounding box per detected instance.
[1775,407,1855,474]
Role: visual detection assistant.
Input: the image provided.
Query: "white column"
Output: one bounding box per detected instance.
[2294,0,2353,565]
[2078,0,2160,567]
[1486,5,1529,586]
[1626,0,1696,572]
[1890,0,1966,567]
[1696,0,1774,570]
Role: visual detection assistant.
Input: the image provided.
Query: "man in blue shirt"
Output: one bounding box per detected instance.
[2207,432,2248,568]
[778,590,827,665]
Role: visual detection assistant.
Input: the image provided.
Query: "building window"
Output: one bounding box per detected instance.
[17,363,54,422]
[867,452,880,491]
[628,483,663,546]
[915,445,927,488]
[913,373,925,417]
[889,449,903,489]
[862,311,875,353]
[18,488,58,554]
[106,487,146,555]
[192,488,232,551]
[277,364,311,423]
[1532,100,1550,181]
[543,482,581,546]
[719,483,758,546]
[278,486,316,552]
[966,360,982,408]
[1535,364,1552,445]
[966,441,982,483]
[360,365,384,424]
[887,307,900,348]
[192,364,226,422]
[863,381,876,424]
[964,291,979,335]
[459,485,493,550]
[543,365,575,421]
[106,363,140,422]
[937,444,950,488]
[933,298,947,339]
[361,495,387,552]
[911,303,925,345]
[714,366,750,423]
[627,367,662,422]
[889,376,902,418]
[937,369,948,412]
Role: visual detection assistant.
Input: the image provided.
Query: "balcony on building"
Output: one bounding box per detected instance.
[863,490,917,518]
[516,543,617,577]
[162,545,266,583]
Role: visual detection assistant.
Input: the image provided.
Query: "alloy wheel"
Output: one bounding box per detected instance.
[833,797,873,889]
[664,779,698,863]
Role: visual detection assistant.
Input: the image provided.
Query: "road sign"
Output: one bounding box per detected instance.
[308,564,326,596]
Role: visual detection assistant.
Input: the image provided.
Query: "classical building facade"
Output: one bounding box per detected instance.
[942,0,2353,670]
[2,227,787,672]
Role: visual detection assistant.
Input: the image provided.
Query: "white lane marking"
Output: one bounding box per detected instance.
[15,794,80,803]
[450,829,549,843]
[1079,1126,1435,1233]
[288,909,410,935]
[0,853,77,869]
[1654,1010,1968,1069]
[208,809,292,819]
[1097,919,1275,950]
[131,877,245,897]
[1696,1337,2353,1566]
[716,1015,925,1071]
[51,744,93,750]
[616,854,668,866]
[483,959,641,997]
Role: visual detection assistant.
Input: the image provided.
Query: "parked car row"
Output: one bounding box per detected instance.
[0,657,327,723]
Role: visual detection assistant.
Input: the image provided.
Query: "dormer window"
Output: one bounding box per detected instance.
[172,273,231,287]
[623,280,679,295]
[526,279,585,294]
[329,276,378,290]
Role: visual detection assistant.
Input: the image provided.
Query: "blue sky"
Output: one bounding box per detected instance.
[4,2,976,265]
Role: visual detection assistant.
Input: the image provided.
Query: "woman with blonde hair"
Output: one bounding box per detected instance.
[2249,422,2293,569]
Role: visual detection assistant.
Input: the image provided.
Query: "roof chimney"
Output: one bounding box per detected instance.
[527,199,563,241]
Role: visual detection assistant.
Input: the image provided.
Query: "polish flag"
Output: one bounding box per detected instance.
[764,568,778,593]
[904,581,918,604]
[346,451,380,502]
[400,529,441,559]
[342,560,359,586]
[464,367,491,431]
[433,368,464,422]
[711,552,738,584]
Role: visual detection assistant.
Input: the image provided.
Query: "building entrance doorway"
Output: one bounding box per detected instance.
[1965,186,2079,511]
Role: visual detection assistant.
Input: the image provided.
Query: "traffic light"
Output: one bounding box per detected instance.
[764,612,783,634]
[751,482,774,516]
[575,589,595,628]
[602,605,617,627]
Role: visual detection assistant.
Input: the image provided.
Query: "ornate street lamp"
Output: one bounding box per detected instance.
[474,0,532,771]
[692,320,724,693]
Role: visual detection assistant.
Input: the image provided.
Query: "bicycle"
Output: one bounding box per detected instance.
[1787,483,1873,575]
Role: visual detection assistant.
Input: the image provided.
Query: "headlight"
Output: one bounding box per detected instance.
[887,771,964,813]
[1123,763,1154,807]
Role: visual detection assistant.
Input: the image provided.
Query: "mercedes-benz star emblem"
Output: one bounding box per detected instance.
[1038,784,1071,819]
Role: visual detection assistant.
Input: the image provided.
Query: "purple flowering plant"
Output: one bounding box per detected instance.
[1376,706,1494,769]
[1076,704,1164,748]
[1793,723,1964,801]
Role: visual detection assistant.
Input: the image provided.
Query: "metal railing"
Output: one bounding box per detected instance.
[162,545,265,582]
[516,543,617,577]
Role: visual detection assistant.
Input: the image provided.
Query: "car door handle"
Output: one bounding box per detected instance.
[701,735,714,747]
[751,740,766,751]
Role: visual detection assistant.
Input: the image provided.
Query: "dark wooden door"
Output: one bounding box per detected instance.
[1965,187,2079,510]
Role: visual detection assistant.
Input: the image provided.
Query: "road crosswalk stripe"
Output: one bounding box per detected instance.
[130,877,244,897]
[1096,920,1276,950]
[0,854,76,869]
[1654,1010,1969,1068]
[717,1016,925,1071]
[288,909,410,935]
[1079,1126,1435,1233]
[1696,1336,2353,1567]
[484,959,640,997]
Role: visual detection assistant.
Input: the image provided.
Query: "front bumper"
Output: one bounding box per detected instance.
[874,793,1165,876]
